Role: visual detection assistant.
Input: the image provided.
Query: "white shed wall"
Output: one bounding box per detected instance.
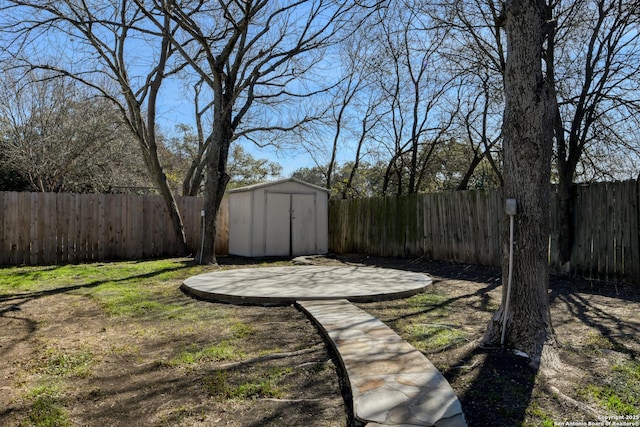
[228,179,328,257]
[228,191,254,257]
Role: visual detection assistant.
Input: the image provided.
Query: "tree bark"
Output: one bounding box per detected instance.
[198,101,232,265]
[482,0,558,369]
[556,168,575,269]
[199,157,229,265]
[147,153,188,255]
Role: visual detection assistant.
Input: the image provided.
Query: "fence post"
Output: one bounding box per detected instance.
[636,177,640,281]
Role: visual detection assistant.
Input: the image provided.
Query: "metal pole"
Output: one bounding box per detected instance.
[199,209,205,264]
[501,199,517,347]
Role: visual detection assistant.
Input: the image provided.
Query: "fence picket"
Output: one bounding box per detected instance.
[0,193,6,265]
[17,192,30,265]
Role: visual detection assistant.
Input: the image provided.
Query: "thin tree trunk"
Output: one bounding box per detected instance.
[456,153,483,191]
[142,14,188,254]
[343,119,367,199]
[150,156,188,255]
[556,169,574,269]
[483,0,558,369]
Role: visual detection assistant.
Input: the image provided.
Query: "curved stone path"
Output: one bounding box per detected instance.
[181,266,467,427]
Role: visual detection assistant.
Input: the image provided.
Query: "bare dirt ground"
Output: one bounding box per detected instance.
[1,255,639,427]
[1,259,347,427]
[325,255,640,426]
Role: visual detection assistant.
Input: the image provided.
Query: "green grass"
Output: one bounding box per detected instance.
[2,260,185,291]
[584,331,618,351]
[406,292,450,318]
[169,341,243,366]
[19,347,92,425]
[231,322,255,338]
[408,292,448,307]
[525,401,558,426]
[0,259,210,318]
[38,347,93,378]
[1,258,312,425]
[407,323,468,352]
[20,384,70,427]
[204,367,293,400]
[584,360,640,416]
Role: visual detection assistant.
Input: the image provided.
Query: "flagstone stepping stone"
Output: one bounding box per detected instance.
[297,299,467,427]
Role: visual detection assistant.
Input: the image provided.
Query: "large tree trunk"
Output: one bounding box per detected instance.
[197,104,232,265]
[199,158,229,265]
[482,0,557,369]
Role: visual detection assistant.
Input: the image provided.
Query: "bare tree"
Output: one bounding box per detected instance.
[178,78,215,197]
[455,75,504,190]
[341,97,386,198]
[442,0,640,263]
[325,68,363,190]
[1,0,190,252]
[550,0,640,266]
[0,72,149,193]
[366,2,456,196]
[482,0,558,368]
[300,25,386,197]
[429,0,506,191]
[140,0,371,264]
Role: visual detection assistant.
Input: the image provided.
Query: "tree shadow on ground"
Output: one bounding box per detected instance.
[0,261,192,305]
[336,254,640,426]
[339,255,538,425]
[549,276,640,359]
[443,346,539,426]
[0,261,194,359]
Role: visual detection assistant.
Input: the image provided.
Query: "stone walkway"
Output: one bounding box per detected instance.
[298,300,466,427]
[181,266,467,426]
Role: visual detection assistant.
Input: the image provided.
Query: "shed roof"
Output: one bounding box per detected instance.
[227,177,330,194]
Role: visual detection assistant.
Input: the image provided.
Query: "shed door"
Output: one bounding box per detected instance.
[291,193,317,256]
[265,192,291,256]
[265,192,317,256]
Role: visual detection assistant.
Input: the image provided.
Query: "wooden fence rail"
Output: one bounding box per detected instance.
[0,192,228,265]
[329,180,640,283]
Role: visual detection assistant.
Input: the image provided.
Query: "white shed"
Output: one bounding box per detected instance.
[228,178,330,257]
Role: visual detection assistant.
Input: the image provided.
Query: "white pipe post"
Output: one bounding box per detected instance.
[199,209,205,264]
[501,199,517,347]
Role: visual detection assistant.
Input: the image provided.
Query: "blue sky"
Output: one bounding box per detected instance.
[155,84,320,177]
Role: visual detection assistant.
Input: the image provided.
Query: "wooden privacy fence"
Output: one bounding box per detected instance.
[329,190,503,265]
[550,180,640,282]
[0,192,229,265]
[329,180,640,283]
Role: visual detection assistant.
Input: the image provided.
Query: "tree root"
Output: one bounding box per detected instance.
[544,384,601,420]
[259,397,331,403]
[217,346,323,370]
